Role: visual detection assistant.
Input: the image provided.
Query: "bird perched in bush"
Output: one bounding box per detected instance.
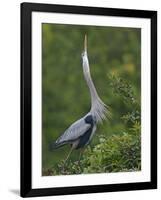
[50,35,110,164]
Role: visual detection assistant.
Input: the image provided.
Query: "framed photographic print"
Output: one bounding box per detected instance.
[21,2,157,197]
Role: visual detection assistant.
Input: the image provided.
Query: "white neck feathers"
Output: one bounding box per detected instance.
[82,54,108,123]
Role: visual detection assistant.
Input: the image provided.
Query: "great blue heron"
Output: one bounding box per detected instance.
[50,35,110,164]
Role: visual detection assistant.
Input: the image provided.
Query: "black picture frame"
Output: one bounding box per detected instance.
[21,2,157,197]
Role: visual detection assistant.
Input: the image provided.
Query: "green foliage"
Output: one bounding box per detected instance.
[42,23,141,174]
[109,75,137,104]
[84,132,140,173]
[109,75,141,126]
[121,111,140,124]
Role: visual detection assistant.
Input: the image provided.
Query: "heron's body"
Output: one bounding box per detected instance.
[52,114,96,150]
[50,35,110,162]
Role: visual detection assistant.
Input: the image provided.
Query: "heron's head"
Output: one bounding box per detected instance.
[82,34,90,73]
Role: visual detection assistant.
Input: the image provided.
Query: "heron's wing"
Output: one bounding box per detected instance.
[56,117,91,145]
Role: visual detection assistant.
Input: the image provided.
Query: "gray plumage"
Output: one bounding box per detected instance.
[51,116,92,149]
[50,35,110,152]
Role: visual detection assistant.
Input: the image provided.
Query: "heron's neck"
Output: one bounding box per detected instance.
[82,57,107,122]
[83,69,100,108]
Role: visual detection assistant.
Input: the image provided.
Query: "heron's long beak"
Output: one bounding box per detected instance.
[84,34,87,52]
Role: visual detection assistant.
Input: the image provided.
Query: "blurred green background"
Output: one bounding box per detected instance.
[42,23,141,173]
